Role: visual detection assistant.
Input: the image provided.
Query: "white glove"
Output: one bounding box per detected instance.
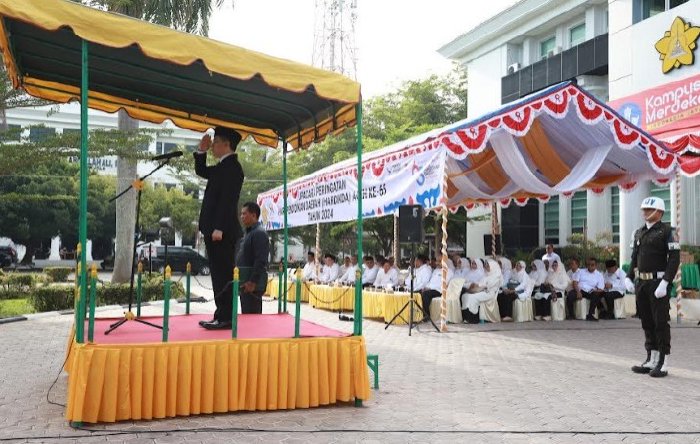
[654,279,668,299]
[625,278,635,293]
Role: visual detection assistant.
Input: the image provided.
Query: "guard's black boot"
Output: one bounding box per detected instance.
[649,353,669,378]
[632,350,657,374]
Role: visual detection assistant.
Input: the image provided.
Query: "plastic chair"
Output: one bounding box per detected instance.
[429,278,465,324]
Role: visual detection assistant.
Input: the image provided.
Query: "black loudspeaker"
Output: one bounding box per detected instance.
[398,205,424,243]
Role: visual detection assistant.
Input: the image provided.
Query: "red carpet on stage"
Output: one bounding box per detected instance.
[87,313,349,344]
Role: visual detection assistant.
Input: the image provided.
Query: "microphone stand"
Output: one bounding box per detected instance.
[105,157,173,335]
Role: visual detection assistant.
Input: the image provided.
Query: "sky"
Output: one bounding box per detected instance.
[209,0,519,98]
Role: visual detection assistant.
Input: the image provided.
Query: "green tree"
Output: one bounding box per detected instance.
[139,183,200,245]
[253,67,469,259]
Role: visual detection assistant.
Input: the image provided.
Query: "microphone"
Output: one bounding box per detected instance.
[151,150,184,161]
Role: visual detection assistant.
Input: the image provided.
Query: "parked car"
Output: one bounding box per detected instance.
[147,247,210,275]
[0,245,18,268]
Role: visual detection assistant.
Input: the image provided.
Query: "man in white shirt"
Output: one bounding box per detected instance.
[301,251,317,281]
[420,258,454,319]
[318,254,339,284]
[565,258,582,320]
[374,259,399,289]
[336,255,358,285]
[542,244,562,268]
[405,254,432,292]
[361,256,380,288]
[574,257,605,321]
[338,256,352,278]
[602,259,626,319]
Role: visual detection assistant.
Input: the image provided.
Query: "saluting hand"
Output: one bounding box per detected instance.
[199,134,212,152]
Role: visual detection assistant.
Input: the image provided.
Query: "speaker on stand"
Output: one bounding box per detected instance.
[386,205,440,335]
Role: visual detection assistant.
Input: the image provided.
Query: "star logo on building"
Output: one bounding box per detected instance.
[655,16,700,74]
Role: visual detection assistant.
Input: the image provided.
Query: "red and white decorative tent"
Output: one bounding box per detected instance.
[259,81,679,330]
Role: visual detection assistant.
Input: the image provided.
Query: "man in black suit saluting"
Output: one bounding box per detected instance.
[195,127,244,329]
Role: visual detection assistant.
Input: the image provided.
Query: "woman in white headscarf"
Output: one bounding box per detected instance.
[460,259,503,323]
[451,255,465,279]
[530,259,550,320]
[497,260,534,321]
[498,257,513,289]
[547,260,570,298]
[462,257,485,290]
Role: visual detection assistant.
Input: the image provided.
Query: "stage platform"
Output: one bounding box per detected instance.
[65,313,370,423]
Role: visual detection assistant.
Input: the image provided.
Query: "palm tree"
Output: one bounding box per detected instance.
[76,0,226,282]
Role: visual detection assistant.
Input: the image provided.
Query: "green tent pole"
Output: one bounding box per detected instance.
[77,39,89,344]
[88,265,97,342]
[277,262,283,313]
[232,267,239,338]
[162,266,171,342]
[185,262,191,315]
[282,140,289,313]
[136,262,143,317]
[354,101,364,337]
[294,268,302,337]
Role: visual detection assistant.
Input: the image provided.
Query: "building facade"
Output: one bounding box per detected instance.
[439,0,699,262]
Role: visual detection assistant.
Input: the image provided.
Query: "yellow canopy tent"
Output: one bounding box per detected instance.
[0,0,366,342]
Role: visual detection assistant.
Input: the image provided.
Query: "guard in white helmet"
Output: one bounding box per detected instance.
[626,197,680,378]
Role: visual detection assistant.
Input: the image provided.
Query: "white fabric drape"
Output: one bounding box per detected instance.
[488,130,613,195]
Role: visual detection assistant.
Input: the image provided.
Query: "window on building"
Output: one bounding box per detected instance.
[540,36,556,59]
[544,196,560,245]
[29,126,56,143]
[571,191,587,234]
[611,186,620,243]
[155,142,178,155]
[650,184,671,224]
[0,124,21,141]
[634,0,688,24]
[569,23,586,46]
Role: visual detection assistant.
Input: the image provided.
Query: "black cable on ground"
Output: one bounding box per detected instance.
[46,341,72,409]
[1,426,700,442]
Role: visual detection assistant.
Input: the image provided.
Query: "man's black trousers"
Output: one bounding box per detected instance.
[204,236,236,323]
[636,279,671,355]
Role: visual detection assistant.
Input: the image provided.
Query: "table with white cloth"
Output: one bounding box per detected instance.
[265,277,311,302]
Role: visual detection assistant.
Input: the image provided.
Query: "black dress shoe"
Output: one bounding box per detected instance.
[586,314,598,322]
[202,320,232,330]
[199,318,215,327]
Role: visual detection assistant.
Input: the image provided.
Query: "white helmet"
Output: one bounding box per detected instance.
[641,196,665,212]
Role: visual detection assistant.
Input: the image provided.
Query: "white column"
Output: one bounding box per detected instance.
[49,236,61,261]
[522,37,535,66]
[619,181,651,264]
[538,201,545,247]
[86,239,94,262]
[465,206,490,257]
[558,195,571,246]
[681,176,700,245]
[586,188,612,243]
[175,231,183,247]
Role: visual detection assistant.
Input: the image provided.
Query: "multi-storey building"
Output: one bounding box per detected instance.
[439,0,699,262]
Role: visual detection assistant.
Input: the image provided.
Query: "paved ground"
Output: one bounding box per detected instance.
[1,277,700,443]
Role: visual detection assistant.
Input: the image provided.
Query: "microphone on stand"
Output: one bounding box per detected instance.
[151,150,184,161]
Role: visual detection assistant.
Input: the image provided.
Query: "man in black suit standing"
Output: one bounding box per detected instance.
[234,202,270,315]
[195,127,244,329]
